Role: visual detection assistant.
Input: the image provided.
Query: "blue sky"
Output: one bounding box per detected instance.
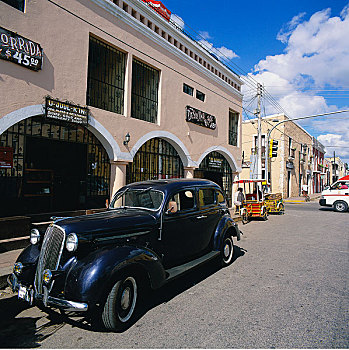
[162,0,349,164]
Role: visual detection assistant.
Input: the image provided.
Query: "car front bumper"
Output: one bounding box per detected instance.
[7,273,88,312]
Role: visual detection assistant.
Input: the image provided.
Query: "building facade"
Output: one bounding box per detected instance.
[324,156,348,185]
[240,114,325,198]
[311,137,326,193]
[0,0,243,217]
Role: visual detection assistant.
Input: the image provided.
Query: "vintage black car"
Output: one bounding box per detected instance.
[8,179,240,331]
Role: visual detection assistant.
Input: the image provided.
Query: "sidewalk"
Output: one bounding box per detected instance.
[284,193,321,204]
[0,248,22,289]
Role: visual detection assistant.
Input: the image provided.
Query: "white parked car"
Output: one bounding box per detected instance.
[319,175,349,212]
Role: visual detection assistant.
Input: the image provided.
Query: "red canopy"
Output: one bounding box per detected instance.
[141,0,171,21]
[233,179,268,184]
[339,175,349,181]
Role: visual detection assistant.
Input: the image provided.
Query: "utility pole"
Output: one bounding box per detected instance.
[256,83,263,181]
[333,150,336,182]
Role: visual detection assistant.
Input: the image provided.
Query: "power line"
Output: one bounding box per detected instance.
[46,0,244,112]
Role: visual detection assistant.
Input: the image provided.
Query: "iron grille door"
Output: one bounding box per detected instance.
[127,138,184,183]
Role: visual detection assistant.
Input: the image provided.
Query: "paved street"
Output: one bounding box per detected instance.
[0,202,348,348]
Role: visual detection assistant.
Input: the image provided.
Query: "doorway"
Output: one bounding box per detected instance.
[25,137,87,212]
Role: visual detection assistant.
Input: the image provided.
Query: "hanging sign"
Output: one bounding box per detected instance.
[45,97,89,125]
[0,26,43,71]
[186,106,216,130]
[0,147,13,169]
[208,158,223,169]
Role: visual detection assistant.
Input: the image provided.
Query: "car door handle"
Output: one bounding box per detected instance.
[196,215,207,219]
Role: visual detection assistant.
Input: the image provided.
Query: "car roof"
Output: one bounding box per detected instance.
[123,178,222,192]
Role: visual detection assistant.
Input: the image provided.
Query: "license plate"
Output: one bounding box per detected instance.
[18,286,27,299]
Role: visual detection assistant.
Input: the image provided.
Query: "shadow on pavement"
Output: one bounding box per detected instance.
[0,293,66,348]
[0,245,246,340]
[318,207,335,212]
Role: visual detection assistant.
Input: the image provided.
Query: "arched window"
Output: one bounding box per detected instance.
[127,138,184,183]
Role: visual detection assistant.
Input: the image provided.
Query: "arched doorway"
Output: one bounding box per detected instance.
[0,115,110,216]
[195,151,233,206]
[127,138,184,183]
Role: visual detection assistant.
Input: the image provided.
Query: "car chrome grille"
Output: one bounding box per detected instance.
[34,225,65,294]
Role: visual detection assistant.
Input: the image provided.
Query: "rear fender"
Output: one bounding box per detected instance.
[64,245,166,304]
[213,216,239,250]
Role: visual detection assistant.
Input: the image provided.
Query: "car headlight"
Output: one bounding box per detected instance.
[30,229,41,245]
[43,269,52,284]
[14,262,23,275]
[66,233,78,252]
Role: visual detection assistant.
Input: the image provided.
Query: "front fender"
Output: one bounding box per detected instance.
[14,244,40,285]
[213,215,240,250]
[64,245,166,304]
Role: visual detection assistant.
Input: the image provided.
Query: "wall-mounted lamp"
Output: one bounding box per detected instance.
[123,132,130,146]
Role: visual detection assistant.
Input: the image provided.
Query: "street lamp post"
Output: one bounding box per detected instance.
[265,110,349,191]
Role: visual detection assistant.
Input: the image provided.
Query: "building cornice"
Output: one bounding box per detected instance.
[89,0,243,99]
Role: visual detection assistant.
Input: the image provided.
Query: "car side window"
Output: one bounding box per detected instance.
[198,188,216,207]
[216,190,226,205]
[167,190,195,213]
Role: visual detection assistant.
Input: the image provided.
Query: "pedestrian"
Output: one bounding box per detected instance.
[234,187,245,213]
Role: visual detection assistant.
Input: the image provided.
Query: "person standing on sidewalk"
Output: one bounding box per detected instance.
[234,187,245,213]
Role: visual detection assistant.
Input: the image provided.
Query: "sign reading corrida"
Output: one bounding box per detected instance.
[0,26,43,71]
[186,106,217,130]
[45,98,89,125]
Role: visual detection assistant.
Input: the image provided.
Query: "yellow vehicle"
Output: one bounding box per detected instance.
[265,193,284,214]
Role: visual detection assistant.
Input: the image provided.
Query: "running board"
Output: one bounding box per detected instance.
[165,251,220,282]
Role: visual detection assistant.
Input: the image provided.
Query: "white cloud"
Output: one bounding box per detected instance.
[277,12,306,43]
[197,31,238,60]
[244,3,349,163]
[318,132,349,160]
[197,38,238,60]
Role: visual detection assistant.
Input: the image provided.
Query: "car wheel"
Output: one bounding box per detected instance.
[221,234,234,267]
[334,201,348,212]
[102,276,138,331]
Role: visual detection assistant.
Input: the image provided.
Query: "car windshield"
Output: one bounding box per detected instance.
[110,188,164,211]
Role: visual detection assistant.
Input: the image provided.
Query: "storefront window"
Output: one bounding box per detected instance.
[87,36,126,114]
[131,59,159,123]
[127,138,183,183]
[229,110,239,146]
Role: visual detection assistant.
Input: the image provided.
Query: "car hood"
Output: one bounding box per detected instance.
[55,208,158,240]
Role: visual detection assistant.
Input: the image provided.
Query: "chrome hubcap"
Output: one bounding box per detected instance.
[120,287,131,310]
[224,243,230,257]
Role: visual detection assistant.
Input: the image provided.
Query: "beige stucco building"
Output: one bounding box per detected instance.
[0,0,243,217]
[240,114,325,198]
[324,156,348,185]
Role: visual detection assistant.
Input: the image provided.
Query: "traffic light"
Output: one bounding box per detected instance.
[269,139,278,158]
